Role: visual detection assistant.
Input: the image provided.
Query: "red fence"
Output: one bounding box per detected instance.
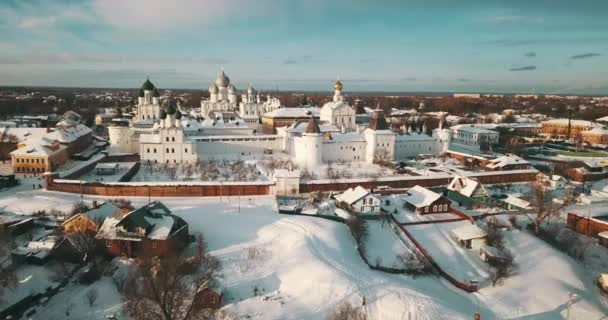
[44,174,272,197]
[390,215,479,293]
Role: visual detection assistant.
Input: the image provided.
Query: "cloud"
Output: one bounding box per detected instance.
[508,65,537,71]
[570,53,600,59]
[524,52,536,58]
[492,15,543,24]
[18,16,57,29]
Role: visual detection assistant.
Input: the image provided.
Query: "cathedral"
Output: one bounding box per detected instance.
[108,77,450,167]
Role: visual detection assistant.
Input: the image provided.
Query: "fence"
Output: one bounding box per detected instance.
[390,215,479,293]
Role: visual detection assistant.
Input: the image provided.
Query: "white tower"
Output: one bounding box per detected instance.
[364,109,395,164]
[295,115,323,168]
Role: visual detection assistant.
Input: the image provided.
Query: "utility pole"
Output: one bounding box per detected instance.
[566,292,575,320]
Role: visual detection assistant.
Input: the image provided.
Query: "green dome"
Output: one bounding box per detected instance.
[138,88,144,97]
[152,87,160,97]
[141,78,155,91]
[159,109,167,119]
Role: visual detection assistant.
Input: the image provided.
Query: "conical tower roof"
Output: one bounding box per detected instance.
[303,114,321,134]
[368,109,389,131]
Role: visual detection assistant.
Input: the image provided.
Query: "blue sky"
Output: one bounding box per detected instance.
[0,0,607,94]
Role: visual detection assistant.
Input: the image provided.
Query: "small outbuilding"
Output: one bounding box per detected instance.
[452,223,487,249]
[402,185,451,215]
[95,163,120,175]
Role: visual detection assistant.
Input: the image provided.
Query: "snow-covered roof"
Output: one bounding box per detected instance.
[451,124,497,134]
[273,169,300,178]
[327,132,366,143]
[395,133,436,142]
[447,176,481,197]
[81,202,121,222]
[542,119,601,127]
[334,186,373,205]
[596,116,608,123]
[402,185,442,208]
[486,154,529,169]
[598,231,608,240]
[10,139,67,157]
[94,163,119,170]
[263,107,319,119]
[288,122,339,134]
[144,215,175,240]
[452,223,487,240]
[503,195,530,209]
[582,127,608,135]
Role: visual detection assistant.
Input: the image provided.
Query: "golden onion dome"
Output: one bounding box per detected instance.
[333,80,343,91]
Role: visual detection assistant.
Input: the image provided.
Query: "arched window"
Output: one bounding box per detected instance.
[154,148,157,153]
[147,148,150,153]
[443,204,448,211]
[171,148,175,153]
[166,148,169,153]
[172,137,175,142]
[166,137,169,142]
[433,205,437,212]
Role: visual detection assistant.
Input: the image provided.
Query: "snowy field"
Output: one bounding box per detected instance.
[0,186,605,319]
[364,220,413,269]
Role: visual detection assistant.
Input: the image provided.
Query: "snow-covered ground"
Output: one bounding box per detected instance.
[364,220,413,269]
[78,162,137,183]
[0,186,605,319]
[406,221,490,283]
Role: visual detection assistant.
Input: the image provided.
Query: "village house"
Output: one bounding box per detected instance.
[333,186,381,213]
[452,223,487,249]
[62,201,122,235]
[96,201,189,257]
[485,154,530,171]
[446,176,489,209]
[402,185,451,215]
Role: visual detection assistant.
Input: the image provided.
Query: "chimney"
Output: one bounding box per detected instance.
[92,200,98,208]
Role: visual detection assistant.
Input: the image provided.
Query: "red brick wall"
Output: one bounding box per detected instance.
[567,212,608,237]
[45,174,272,197]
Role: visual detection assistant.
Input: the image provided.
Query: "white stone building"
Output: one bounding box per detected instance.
[319,80,356,131]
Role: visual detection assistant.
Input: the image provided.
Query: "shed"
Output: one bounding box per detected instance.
[452,223,487,249]
[95,163,119,175]
[333,186,381,213]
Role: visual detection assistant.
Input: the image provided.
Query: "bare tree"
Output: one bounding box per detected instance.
[489,249,517,286]
[346,216,369,255]
[325,301,367,320]
[122,238,221,320]
[85,288,99,307]
[373,148,392,168]
[527,180,567,235]
[0,228,16,299]
[110,198,135,211]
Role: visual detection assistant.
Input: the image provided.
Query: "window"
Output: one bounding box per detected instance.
[151,241,157,248]
[166,148,169,153]
[185,148,188,153]
[433,205,437,212]
[424,207,429,213]
[154,148,157,153]
[106,241,112,247]
[171,148,175,153]
[147,148,150,153]
[172,137,175,142]
[166,137,169,142]
[443,204,448,211]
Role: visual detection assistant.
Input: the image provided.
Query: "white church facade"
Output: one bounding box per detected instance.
[108,78,451,168]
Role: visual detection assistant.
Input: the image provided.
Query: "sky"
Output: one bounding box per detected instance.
[0,0,607,94]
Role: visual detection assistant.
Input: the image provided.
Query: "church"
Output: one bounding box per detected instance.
[108,77,450,168]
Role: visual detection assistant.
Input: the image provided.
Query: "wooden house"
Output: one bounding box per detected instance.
[333,186,381,213]
[96,201,189,258]
[446,176,489,209]
[62,202,121,235]
[402,185,451,215]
